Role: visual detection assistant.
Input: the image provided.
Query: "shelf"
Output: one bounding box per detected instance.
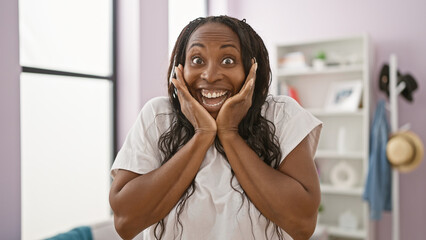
[307,108,364,117]
[315,150,364,159]
[320,184,364,196]
[277,64,363,77]
[276,35,370,239]
[323,225,366,238]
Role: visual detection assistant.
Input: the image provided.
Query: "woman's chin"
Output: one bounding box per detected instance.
[202,103,223,118]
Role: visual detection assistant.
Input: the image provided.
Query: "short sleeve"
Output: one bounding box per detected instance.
[264,96,322,165]
[110,97,171,178]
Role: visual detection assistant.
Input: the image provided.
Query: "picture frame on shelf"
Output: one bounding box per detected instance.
[324,80,362,112]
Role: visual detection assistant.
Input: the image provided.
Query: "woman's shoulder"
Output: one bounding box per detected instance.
[265,95,301,107]
[263,95,305,122]
[143,96,173,114]
[136,96,173,127]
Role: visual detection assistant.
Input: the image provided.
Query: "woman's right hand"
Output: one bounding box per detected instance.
[171,64,217,136]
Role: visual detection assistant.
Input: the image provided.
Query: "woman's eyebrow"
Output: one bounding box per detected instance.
[188,43,239,52]
[220,44,240,52]
[188,42,205,50]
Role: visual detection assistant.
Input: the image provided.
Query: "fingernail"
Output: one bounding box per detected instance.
[253,57,257,63]
[255,62,258,72]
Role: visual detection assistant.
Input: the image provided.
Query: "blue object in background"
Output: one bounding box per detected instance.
[363,99,392,220]
[45,226,92,240]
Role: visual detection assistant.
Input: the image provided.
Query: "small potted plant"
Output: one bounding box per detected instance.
[313,51,327,70]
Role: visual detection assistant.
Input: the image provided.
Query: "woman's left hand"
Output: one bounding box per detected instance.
[216,61,257,136]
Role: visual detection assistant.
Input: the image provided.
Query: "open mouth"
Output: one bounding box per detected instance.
[200,89,229,111]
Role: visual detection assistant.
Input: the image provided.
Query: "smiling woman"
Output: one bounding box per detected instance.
[182,22,246,118]
[109,16,322,240]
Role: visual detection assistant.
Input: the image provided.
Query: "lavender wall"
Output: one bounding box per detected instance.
[117,0,169,147]
[139,0,169,108]
[0,0,21,239]
[117,0,142,147]
[226,0,426,239]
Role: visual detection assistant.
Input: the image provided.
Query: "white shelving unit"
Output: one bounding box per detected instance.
[275,35,371,240]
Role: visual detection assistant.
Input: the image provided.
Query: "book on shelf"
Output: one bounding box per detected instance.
[280,83,300,104]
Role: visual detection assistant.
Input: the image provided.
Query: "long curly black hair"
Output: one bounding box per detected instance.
[154,16,284,239]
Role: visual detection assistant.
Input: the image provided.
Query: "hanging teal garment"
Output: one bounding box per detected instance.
[45,226,92,240]
[363,99,392,220]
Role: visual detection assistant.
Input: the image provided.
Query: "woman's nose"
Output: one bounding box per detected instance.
[201,63,221,83]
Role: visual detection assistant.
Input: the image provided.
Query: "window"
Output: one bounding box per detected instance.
[19,0,116,239]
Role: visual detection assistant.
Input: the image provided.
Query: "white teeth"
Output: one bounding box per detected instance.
[201,90,228,99]
[202,96,227,107]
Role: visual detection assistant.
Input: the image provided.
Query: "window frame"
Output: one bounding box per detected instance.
[20,0,118,159]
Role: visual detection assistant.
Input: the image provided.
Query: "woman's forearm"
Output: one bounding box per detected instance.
[218,132,320,239]
[109,132,215,239]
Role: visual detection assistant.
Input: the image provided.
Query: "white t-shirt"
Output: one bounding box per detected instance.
[111,95,322,240]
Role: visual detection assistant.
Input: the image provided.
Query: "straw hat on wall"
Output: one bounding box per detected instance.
[386,131,424,172]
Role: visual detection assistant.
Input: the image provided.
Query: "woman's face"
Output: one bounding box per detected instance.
[183,22,246,119]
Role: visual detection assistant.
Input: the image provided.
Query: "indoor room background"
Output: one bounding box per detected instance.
[1,0,425,239]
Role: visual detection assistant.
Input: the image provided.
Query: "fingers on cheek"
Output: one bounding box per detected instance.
[249,70,256,84]
[252,62,258,80]
[249,78,255,88]
[175,69,181,82]
[243,79,254,95]
[177,65,184,79]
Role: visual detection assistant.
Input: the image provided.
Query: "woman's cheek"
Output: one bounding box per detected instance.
[183,68,192,84]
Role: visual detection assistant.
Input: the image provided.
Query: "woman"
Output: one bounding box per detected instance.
[109,16,322,240]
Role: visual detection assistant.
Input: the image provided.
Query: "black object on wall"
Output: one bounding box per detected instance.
[379,64,418,102]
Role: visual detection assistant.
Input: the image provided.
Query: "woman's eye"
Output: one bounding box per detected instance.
[222,58,234,65]
[192,57,204,64]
